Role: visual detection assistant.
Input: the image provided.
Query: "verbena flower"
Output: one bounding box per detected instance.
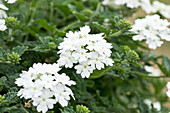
[152,1,170,19]
[15,63,76,113]
[144,65,161,76]
[103,0,170,17]
[131,15,170,49]
[104,0,155,13]
[0,19,6,31]
[5,0,17,4]
[0,0,17,18]
[166,82,170,97]
[57,25,114,78]
[144,99,161,111]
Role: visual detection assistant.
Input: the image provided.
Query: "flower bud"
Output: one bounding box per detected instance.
[5,17,20,29]
[118,19,131,31]
[8,52,21,65]
[49,42,56,49]
[76,105,90,113]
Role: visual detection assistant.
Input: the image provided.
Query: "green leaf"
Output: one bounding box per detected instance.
[55,5,71,15]
[72,11,89,21]
[92,22,112,35]
[60,107,76,113]
[39,36,51,45]
[55,29,66,37]
[11,46,28,56]
[136,92,148,113]
[163,56,170,75]
[34,19,55,33]
[0,106,18,113]
[4,87,19,103]
[0,47,3,57]
[54,0,74,5]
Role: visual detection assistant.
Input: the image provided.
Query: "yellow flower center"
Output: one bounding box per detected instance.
[95,58,99,61]
[33,87,36,91]
[84,65,87,69]
[42,98,46,101]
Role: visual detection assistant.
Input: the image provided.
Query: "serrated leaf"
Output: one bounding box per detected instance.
[4,87,19,103]
[34,19,55,33]
[12,46,28,55]
[92,22,112,35]
[60,107,76,113]
[39,36,51,45]
[0,106,18,113]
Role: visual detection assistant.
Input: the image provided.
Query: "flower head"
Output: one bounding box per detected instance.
[15,63,76,113]
[144,99,161,111]
[131,15,170,49]
[57,25,114,78]
[0,19,6,31]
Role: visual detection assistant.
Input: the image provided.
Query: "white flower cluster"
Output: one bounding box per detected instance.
[0,0,17,18]
[57,25,114,78]
[103,0,154,13]
[152,1,170,19]
[144,65,161,76]
[166,82,170,97]
[15,63,76,113]
[131,15,170,49]
[103,0,170,19]
[144,99,161,111]
[0,19,6,31]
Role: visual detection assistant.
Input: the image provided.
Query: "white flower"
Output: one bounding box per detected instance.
[152,1,170,19]
[58,51,77,68]
[144,66,161,76]
[131,15,170,49]
[88,52,105,70]
[0,0,17,19]
[57,25,114,78]
[15,63,75,113]
[75,62,94,78]
[102,0,114,5]
[0,9,7,18]
[146,38,163,50]
[32,89,56,113]
[53,84,74,107]
[5,0,17,4]
[166,82,170,97]
[0,19,6,31]
[144,99,161,111]
[0,4,8,10]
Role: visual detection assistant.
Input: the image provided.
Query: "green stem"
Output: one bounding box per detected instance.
[109,30,122,37]
[131,71,170,78]
[50,2,54,23]
[62,20,80,32]
[0,60,11,64]
[89,3,101,23]
[27,1,39,26]
[20,104,29,113]
[8,28,13,41]
[89,60,128,79]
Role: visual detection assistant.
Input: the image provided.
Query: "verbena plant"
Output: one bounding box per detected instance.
[0,0,170,113]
